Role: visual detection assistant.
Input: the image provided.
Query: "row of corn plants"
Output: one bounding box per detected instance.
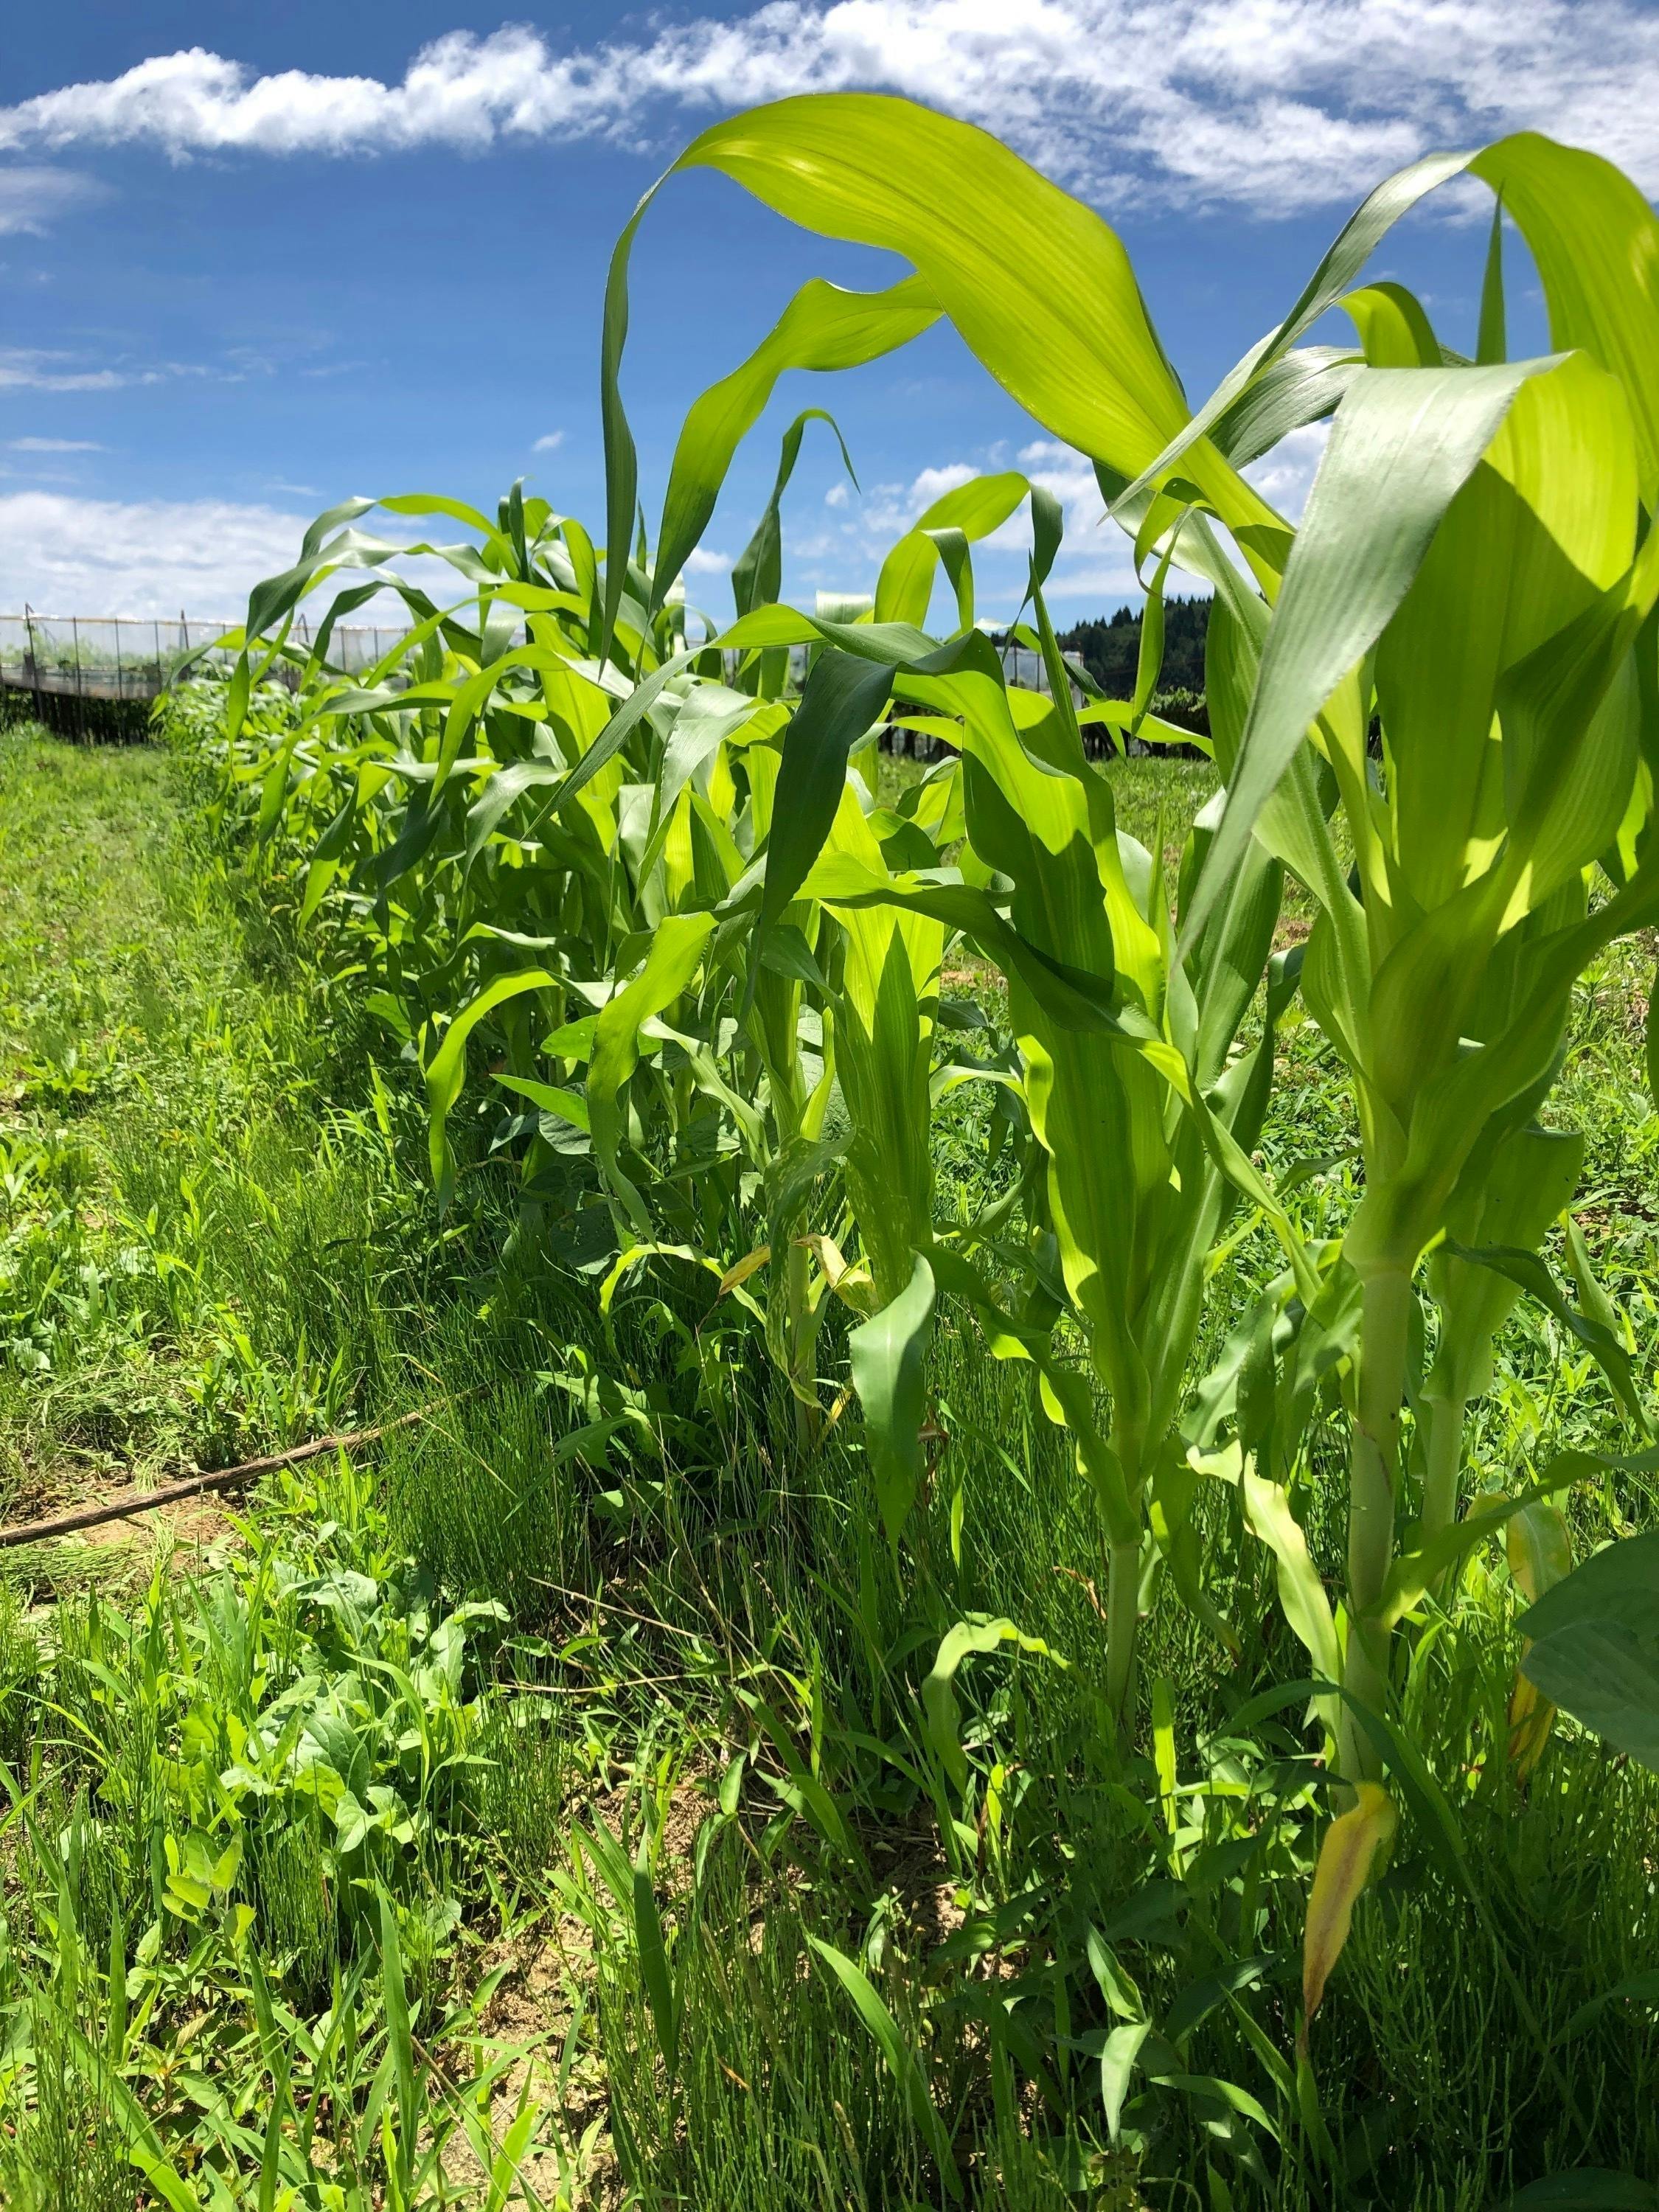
[193,100,1659,2024]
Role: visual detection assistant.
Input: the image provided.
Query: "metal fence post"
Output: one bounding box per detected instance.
[24,603,42,723]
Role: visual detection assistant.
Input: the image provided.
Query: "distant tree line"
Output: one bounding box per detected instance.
[1057,595,1209,695]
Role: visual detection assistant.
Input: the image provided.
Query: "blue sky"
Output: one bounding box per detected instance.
[2,1,1655,622]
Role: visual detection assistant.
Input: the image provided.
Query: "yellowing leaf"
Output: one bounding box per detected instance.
[1302,1782,1397,2037]
[717,1245,771,1295]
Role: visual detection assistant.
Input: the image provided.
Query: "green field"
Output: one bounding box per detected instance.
[0,727,1654,2208]
[6,79,1659,2212]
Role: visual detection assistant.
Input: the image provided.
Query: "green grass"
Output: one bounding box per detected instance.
[0,727,1655,2208]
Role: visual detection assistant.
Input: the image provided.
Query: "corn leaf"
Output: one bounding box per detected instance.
[1301,1783,1397,2029]
[847,1250,936,1549]
[653,276,933,612]
[1186,357,1559,946]
[425,968,556,1208]
[588,916,715,1229]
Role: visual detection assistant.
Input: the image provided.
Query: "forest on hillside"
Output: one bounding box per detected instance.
[1059,594,1209,693]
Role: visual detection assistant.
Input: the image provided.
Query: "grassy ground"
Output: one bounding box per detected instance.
[0,728,1655,2208]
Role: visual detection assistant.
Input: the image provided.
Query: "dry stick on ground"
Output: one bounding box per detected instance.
[0,1403,445,1551]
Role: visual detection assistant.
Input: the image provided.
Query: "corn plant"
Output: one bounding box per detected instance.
[1172,151,1659,1774]
[733,540,1295,1728]
[213,473,971,1458]
[611,94,1659,1776]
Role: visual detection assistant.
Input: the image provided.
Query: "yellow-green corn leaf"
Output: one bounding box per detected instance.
[683,97,1240,487]
[1185,355,1558,949]
[1341,281,1443,368]
[1124,133,1659,552]
[1301,1783,1397,2032]
[588,914,715,1230]
[932,667,1194,1453]
[464,659,622,869]
[758,647,897,945]
[1374,1466,1603,1634]
[1472,133,1659,505]
[1426,1125,1585,1405]
[653,275,936,613]
[821,782,942,1307]
[1152,1676,1179,1839]
[874,470,1029,630]
[1376,350,1638,930]
[1206,346,1360,477]
[425,968,557,1208]
[847,1251,936,1551]
[602,91,1280,647]
[922,1616,1066,1792]
[1113,149,1472,521]
[1363,852,1659,1272]
[731,411,857,698]
[1214,1449,1342,1687]
[1509,1498,1573,1607]
[1506,1498,1572,1775]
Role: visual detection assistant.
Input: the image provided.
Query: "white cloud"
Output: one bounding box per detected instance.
[7,436,104,452]
[908,462,977,509]
[823,480,848,508]
[0,164,101,234]
[532,430,565,452]
[0,492,467,619]
[2,6,1658,212]
[684,545,732,574]
[0,349,139,393]
[0,347,221,393]
[0,492,311,616]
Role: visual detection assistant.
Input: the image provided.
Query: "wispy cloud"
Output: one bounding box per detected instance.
[1,5,1657,212]
[0,347,252,393]
[0,164,102,234]
[7,435,105,452]
[0,349,139,393]
[532,430,565,453]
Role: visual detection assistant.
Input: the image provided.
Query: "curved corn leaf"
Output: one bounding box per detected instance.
[846,1250,936,1550]
[922,1615,1067,1791]
[588,915,716,1229]
[651,274,933,612]
[602,90,1281,655]
[1441,1240,1652,1436]
[425,968,556,1208]
[757,647,896,945]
